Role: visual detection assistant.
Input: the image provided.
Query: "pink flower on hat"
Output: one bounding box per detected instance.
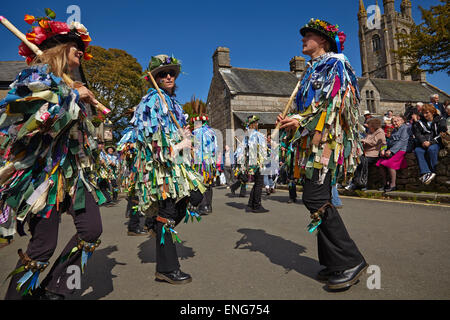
[18,42,33,57]
[338,31,346,51]
[48,21,70,35]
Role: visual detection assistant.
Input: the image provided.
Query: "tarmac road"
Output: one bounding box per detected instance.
[1,186,449,300]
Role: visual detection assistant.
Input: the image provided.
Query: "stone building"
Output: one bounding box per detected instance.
[206,47,304,143]
[357,0,450,115]
[0,61,27,100]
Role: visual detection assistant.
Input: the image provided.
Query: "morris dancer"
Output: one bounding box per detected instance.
[234,115,269,213]
[277,18,367,290]
[104,144,119,202]
[1,10,104,299]
[191,114,217,215]
[122,54,205,284]
[117,127,148,236]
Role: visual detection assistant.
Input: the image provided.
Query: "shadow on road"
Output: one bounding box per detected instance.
[264,195,304,205]
[234,228,320,281]
[225,202,248,210]
[137,238,195,264]
[71,245,126,300]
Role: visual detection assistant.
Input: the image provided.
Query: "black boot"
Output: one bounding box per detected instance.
[326,261,368,290]
[40,289,65,300]
[155,269,192,285]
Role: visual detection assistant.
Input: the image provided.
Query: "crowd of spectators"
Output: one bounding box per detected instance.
[346,93,449,192]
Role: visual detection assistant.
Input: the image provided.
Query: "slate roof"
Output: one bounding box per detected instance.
[359,77,450,102]
[0,61,27,84]
[219,67,298,96]
[233,111,281,125]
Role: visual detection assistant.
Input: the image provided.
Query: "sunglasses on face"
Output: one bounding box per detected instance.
[157,70,176,78]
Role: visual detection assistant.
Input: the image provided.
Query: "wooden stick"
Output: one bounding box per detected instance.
[0,16,110,115]
[271,80,301,140]
[147,71,182,131]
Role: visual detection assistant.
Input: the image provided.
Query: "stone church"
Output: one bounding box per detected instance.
[357,0,449,115]
[207,0,449,138]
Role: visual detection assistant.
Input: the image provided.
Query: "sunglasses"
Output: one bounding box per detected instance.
[157,70,177,78]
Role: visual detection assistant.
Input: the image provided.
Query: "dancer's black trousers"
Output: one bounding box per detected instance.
[230,173,247,196]
[248,170,263,209]
[155,197,189,273]
[302,169,365,272]
[4,190,103,299]
[199,184,213,209]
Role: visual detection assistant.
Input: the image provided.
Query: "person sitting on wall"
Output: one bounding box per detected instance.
[376,115,411,192]
[346,118,386,191]
[412,104,447,185]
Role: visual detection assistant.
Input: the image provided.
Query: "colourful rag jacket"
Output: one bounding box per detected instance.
[289,52,364,184]
[123,88,205,213]
[117,127,138,196]
[0,64,106,227]
[234,129,268,175]
[192,123,217,184]
[99,151,119,180]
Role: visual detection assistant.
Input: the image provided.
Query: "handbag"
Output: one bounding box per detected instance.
[353,155,369,187]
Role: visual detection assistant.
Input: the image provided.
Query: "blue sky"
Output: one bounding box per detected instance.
[1,0,448,105]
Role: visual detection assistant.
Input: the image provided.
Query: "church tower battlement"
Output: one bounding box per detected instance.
[358,0,423,81]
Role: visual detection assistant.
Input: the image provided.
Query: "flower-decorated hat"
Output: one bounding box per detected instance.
[106,144,116,152]
[191,115,209,123]
[19,8,92,64]
[300,18,346,53]
[246,115,260,127]
[145,54,181,80]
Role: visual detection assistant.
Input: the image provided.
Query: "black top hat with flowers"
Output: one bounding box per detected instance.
[299,18,346,53]
[19,8,92,64]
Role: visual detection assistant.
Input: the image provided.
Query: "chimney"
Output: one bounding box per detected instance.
[212,47,231,74]
[289,56,306,78]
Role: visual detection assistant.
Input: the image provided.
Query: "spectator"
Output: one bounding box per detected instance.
[363,110,373,134]
[412,104,447,185]
[430,93,446,118]
[223,145,234,188]
[346,118,386,191]
[446,104,450,131]
[383,117,395,140]
[410,102,424,123]
[376,115,410,192]
[331,185,343,208]
[383,110,393,122]
[444,100,450,122]
[403,102,414,122]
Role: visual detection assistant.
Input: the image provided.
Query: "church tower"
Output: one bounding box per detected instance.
[358,0,420,81]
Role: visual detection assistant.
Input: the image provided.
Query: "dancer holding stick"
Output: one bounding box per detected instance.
[276,18,367,291]
[0,15,110,115]
[1,9,105,299]
[121,54,205,284]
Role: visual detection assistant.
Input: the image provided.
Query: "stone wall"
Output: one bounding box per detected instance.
[366,152,450,193]
[207,73,231,143]
[378,101,408,118]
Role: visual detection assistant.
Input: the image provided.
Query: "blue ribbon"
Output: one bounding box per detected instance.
[160,226,166,245]
[335,35,342,54]
[307,219,322,233]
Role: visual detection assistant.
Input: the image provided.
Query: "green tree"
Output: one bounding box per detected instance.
[82,46,147,138]
[182,95,206,118]
[394,0,450,75]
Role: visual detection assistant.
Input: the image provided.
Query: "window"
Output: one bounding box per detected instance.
[372,35,381,52]
[366,90,376,113]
